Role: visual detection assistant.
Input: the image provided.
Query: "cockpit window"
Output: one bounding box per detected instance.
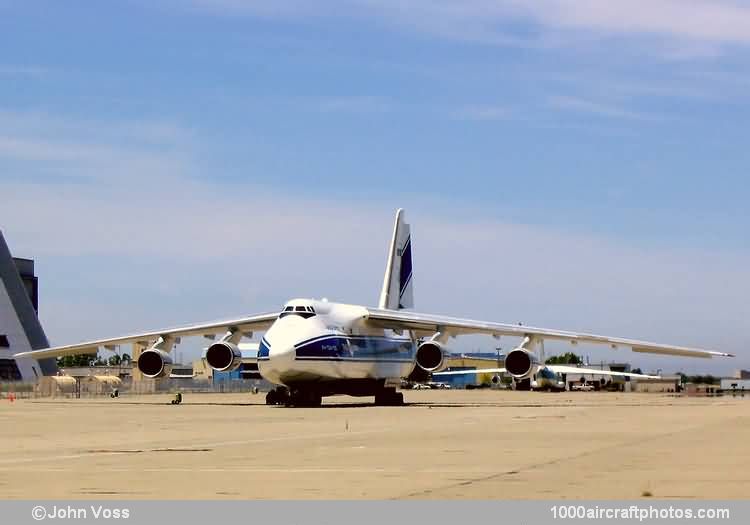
[279,305,316,319]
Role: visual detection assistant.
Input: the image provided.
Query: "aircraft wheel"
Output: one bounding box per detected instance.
[265,391,278,405]
[267,387,290,405]
[287,389,321,407]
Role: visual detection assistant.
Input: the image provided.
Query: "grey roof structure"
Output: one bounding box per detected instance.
[0,230,56,378]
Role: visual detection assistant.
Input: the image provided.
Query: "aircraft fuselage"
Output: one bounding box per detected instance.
[257,299,418,389]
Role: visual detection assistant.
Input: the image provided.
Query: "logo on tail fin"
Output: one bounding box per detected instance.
[398,236,413,309]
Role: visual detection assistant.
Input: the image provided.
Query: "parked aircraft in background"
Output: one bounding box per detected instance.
[434,360,656,392]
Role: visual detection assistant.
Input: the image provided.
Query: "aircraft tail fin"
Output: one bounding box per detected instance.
[0,230,56,380]
[378,209,414,310]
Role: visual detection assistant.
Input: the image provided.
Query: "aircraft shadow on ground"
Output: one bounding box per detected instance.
[30,400,689,409]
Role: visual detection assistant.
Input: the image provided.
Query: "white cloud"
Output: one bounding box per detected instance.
[182,0,750,52]
[515,0,750,45]
[1,111,748,373]
[0,109,195,147]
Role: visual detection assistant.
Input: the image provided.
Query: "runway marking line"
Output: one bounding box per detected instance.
[0,429,387,467]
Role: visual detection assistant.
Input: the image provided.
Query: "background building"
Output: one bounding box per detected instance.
[720,378,750,392]
[440,354,502,388]
[0,230,56,382]
[633,376,681,393]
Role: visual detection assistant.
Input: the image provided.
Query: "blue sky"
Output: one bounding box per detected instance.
[1,1,748,373]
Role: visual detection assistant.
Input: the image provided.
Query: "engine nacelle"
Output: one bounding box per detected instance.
[504,347,540,379]
[415,341,446,372]
[205,341,243,372]
[137,348,173,378]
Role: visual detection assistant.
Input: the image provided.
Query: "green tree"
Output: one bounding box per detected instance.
[679,374,719,385]
[545,352,583,365]
[691,375,719,385]
[57,354,96,367]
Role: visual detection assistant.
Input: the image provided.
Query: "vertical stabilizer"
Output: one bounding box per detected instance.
[0,230,56,380]
[378,209,414,310]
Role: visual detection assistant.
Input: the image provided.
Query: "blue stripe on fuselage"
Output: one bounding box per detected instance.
[295,335,415,362]
[257,337,271,360]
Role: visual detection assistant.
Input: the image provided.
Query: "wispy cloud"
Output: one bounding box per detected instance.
[0,65,51,77]
[0,136,122,163]
[0,110,196,195]
[546,95,658,121]
[515,0,750,46]
[182,0,750,54]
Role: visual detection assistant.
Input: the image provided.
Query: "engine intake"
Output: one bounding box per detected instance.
[504,348,538,378]
[415,341,445,372]
[137,348,173,378]
[205,342,242,372]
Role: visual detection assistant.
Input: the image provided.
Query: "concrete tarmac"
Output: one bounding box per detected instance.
[1,390,748,499]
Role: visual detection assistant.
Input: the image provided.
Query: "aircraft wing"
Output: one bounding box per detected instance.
[433,368,506,376]
[365,308,733,359]
[432,365,660,379]
[545,365,661,379]
[13,312,278,360]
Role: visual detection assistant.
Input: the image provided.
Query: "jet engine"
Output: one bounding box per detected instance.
[415,340,446,372]
[503,347,540,379]
[205,341,243,372]
[137,348,173,378]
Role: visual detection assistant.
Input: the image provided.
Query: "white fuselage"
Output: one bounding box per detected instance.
[257,299,418,386]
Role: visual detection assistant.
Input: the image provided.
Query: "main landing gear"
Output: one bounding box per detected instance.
[265,387,322,407]
[265,386,405,407]
[374,387,404,406]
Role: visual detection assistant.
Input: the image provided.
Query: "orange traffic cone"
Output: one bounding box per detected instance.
[8,392,15,403]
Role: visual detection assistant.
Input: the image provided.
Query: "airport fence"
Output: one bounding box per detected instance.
[0,378,270,399]
[0,381,36,399]
[126,377,270,394]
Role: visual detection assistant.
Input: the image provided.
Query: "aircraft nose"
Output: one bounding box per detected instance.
[258,337,296,383]
[270,342,295,363]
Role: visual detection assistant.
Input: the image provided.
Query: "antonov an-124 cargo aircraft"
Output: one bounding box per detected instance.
[15,210,733,406]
